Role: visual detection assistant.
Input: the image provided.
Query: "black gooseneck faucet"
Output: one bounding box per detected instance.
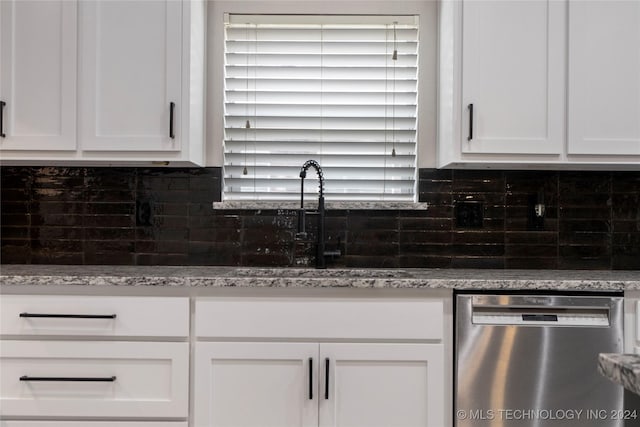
[297,160,326,269]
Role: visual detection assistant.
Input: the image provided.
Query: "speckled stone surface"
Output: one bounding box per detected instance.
[598,353,640,396]
[211,201,429,210]
[1,265,639,290]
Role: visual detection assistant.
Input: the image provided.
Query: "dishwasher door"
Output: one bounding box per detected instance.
[455,294,624,427]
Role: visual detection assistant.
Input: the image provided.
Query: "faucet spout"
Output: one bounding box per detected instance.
[299,160,325,198]
[297,160,326,269]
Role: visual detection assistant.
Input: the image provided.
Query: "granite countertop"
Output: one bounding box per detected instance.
[1,265,639,290]
[598,353,640,396]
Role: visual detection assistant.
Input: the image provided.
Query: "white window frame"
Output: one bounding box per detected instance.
[208,0,436,208]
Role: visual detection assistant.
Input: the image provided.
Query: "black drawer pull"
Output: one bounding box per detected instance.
[309,357,313,400]
[20,376,116,382]
[1,100,6,138]
[20,313,116,319]
[324,358,330,400]
[169,102,175,139]
[467,103,474,141]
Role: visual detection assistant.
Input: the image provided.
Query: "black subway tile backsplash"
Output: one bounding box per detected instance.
[1,167,639,269]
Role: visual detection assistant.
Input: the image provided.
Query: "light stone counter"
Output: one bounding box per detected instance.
[1,265,639,290]
[598,353,640,396]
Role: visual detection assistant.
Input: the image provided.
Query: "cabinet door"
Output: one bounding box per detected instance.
[461,0,564,155]
[194,342,319,427]
[0,0,76,151]
[79,0,181,152]
[319,343,445,427]
[0,341,189,419]
[568,0,640,155]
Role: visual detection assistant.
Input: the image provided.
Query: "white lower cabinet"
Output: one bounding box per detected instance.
[1,292,451,426]
[195,342,444,427]
[0,295,189,424]
[194,295,451,427]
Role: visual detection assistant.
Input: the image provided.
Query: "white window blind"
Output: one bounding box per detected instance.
[223,14,419,201]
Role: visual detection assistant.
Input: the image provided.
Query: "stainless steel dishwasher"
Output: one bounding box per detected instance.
[455,293,625,427]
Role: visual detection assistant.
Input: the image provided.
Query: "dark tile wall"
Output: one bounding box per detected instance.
[1,167,221,266]
[1,166,639,269]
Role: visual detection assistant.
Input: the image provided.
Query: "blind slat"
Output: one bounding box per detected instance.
[225,104,417,117]
[224,154,416,168]
[226,92,416,104]
[225,129,416,142]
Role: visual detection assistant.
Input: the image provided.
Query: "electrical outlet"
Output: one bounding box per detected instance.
[527,194,545,230]
[455,201,483,228]
[136,200,153,227]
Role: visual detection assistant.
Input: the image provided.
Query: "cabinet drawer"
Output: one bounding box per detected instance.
[0,423,187,427]
[196,297,444,341]
[0,341,189,419]
[0,295,189,338]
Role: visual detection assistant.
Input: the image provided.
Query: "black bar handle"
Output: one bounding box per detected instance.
[1,100,6,138]
[20,313,116,319]
[324,358,330,400]
[20,376,116,382]
[522,314,558,322]
[169,102,175,139]
[467,103,474,141]
[308,358,313,400]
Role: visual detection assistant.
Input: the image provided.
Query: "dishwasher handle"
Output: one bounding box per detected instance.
[470,294,619,310]
[471,305,611,327]
[522,314,558,322]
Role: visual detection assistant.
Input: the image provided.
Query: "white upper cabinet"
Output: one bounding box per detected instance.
[79,0,181,152]
[439,0,640,168]
[0,0,77,151]
[0,0,205,166]
[568,0,640,156]
[461,0,565,155]
[79,0,206,165]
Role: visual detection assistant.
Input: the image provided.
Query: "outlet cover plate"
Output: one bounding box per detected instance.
[455,201,483,228]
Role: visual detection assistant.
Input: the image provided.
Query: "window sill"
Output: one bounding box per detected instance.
[211,201,429,211]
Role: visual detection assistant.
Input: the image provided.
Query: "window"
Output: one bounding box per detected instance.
[223,14,419,201]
